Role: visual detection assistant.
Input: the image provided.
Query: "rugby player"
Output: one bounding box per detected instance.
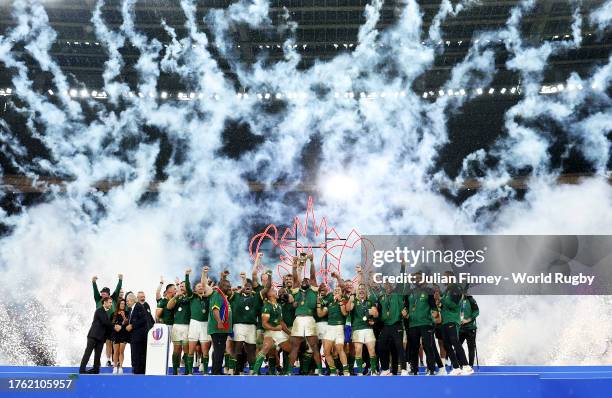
[167,269,193,375]
[287,253,324,375]
[187,266,213,375]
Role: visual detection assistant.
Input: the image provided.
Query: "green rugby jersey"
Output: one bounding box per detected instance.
[378,291,405,326]
[261,301,283,329]
[407,286,437,328]
[189,294,210,322]
[171,274,192,325]
[254,284,265,330]
[459,295,479,330]
[231,291,263,325]
[326,296,347,326]
[281,301,295,327]
[92,279,122,318]
[291,286,318,317]
[156,298,175,325]
[441,284,463,326]
[315,293,331,322]
[351,295,377,330]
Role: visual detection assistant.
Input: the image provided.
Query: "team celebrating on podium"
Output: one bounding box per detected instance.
[81,252,479,376]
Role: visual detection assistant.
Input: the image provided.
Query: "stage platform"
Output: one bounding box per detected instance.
[1,366,611,397]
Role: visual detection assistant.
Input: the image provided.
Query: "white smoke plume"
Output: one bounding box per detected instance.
[0,0,610,365]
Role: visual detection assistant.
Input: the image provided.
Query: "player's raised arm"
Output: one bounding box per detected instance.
[92,276,101,302]
[331,271,343,290]
[112,274,123,300]
[156,276,164,302]
[261,269,273,298]
[221,270,229,281]
[292,257,300,287]
[167,294,177,310]
[184,268,193,296]
[308,253,317,286]
[252,252,263,288]
[202,266,213,296]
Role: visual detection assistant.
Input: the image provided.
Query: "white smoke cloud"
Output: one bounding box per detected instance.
[0,0,610,366]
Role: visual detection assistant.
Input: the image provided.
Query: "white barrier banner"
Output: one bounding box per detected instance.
[145,324,170,375]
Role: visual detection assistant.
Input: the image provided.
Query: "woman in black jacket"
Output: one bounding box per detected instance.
[111,299,129,374]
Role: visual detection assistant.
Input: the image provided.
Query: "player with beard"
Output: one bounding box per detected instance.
[287,253,324,375]
[440,271,473,376]
[208,274,233,375]
[92,274,123,367]
[347,265,379,376]
[167,269,193,375]
[407,271,438,375]
[186,266,214,375]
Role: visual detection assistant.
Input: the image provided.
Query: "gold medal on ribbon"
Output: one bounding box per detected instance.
[300,301,305,306]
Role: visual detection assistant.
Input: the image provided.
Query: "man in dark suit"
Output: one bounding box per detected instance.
[137,291,155,326]
[126,292,149,374]
[79,297,113,374]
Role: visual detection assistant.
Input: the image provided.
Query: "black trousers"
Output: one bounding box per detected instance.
[459,328,477,367]
[79,337,104,372]
[378,323,405,371]
[441,323,468,369]
[211,333,228,375]
[131,339,147,374]
[408,325,436,373]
